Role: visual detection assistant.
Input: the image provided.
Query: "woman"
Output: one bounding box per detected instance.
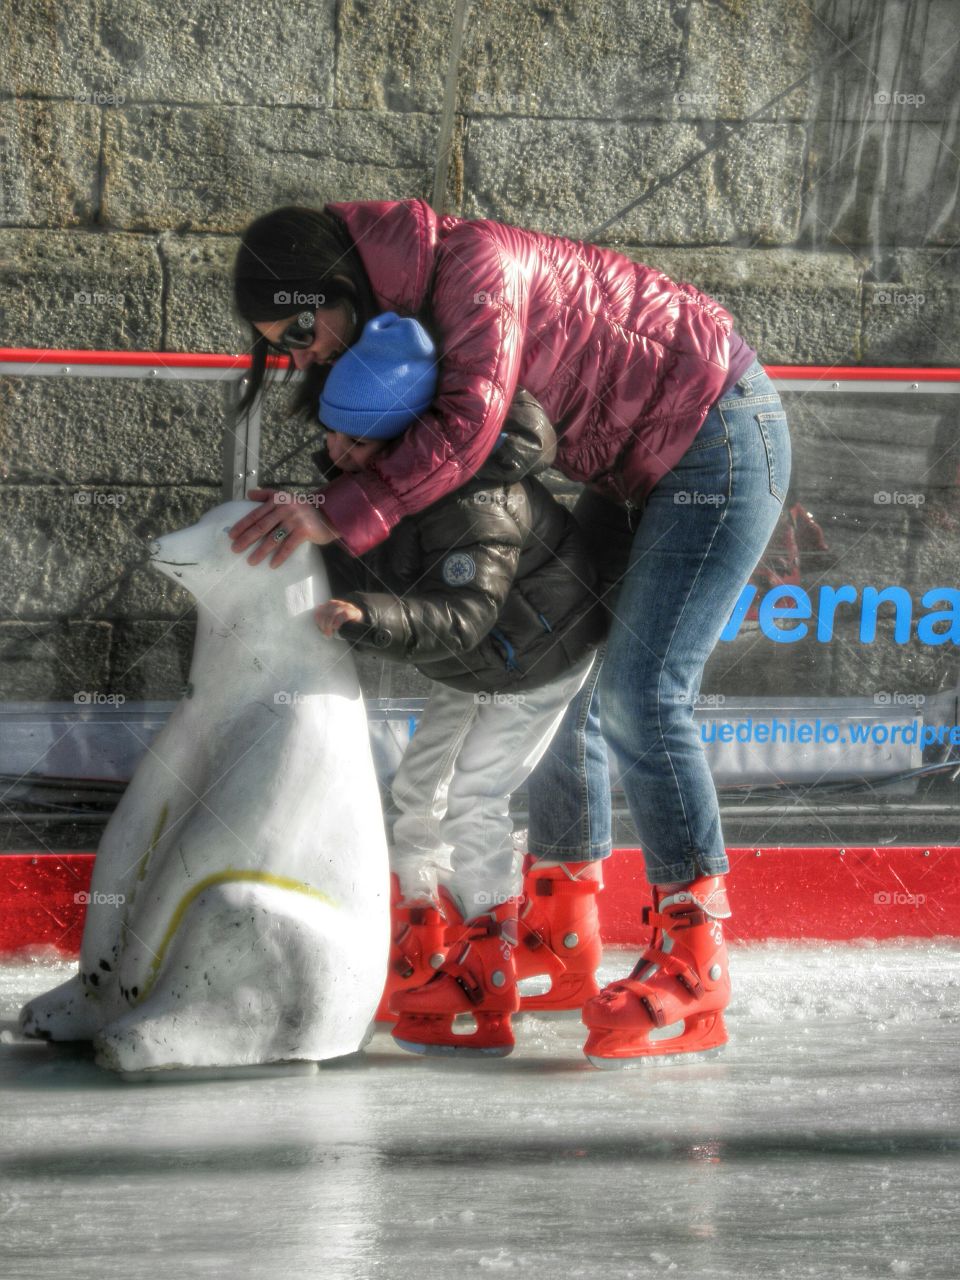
[229,197,791,1067]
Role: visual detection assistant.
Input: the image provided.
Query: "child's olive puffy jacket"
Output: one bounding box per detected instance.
[319,390,607,694]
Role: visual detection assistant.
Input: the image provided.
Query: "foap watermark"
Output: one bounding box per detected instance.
[74,290,125,308]
[74,691,125,706]
[274,690,307,705]
[470,491,509,506]
[672,90,719,112]
[874,890,926,907]
[273,290,325,307]
[473,291,507,305]
[674,490,726,507]
[874,90,926,108]
[873,490,925,506]
[471,889,516,907]
[74,86,126,106]
[273,91,322,108]
[74,490,126,507]
[874,290,925,307]
[678,691,726,707]
[474,691,526,706]
[873,691,926,707]
[274,492,325,506]
[74,890,126,906]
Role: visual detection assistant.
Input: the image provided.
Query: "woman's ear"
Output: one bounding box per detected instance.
[332,285,358,333]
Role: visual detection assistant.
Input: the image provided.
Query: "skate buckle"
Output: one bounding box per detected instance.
[676,967,704,999]
[670,908,709,929]
[453,971,485,1007]
[640,994,666,1027]
[535,876,599,897]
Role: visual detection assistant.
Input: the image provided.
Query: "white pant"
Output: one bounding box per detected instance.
[390,653,597,920]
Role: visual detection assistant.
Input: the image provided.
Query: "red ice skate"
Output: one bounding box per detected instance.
[391,898,520,1056]
[374,875,450,1024]
[515,860,603,1013]
[582,874,731,1067]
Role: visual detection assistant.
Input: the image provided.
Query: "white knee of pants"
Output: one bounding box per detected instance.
[440,654,597,916]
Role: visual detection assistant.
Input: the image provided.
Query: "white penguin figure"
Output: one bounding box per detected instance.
[19,500,390,1075]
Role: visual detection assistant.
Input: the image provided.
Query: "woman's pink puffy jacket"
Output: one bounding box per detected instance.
[319,197,744,556]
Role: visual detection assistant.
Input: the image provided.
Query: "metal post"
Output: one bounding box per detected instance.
[223,375,262,502]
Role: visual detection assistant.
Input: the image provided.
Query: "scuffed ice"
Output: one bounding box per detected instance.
[0,941,958,1280]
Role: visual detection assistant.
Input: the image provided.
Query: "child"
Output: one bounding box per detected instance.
[313,311,607,1056]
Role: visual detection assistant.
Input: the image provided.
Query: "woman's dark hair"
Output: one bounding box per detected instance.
[232,205,379,422]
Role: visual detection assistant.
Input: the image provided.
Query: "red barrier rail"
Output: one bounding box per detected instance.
[763,365,960,382]
[0,348,289,371]
[2,846,957,957]
[2,350,960,380]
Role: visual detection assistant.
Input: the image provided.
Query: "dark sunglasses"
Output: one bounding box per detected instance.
[264,310,317,355]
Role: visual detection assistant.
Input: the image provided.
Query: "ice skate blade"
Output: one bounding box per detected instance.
[585,1044,727,1070]
[393,1038,513,1059]
[114,1060,321,1083]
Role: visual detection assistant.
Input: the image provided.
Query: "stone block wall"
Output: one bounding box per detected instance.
[0,0,957,706]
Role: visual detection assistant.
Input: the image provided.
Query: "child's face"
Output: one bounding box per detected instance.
[325,430,388,473]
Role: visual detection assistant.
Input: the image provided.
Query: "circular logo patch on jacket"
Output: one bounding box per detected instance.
[442,552,477,586]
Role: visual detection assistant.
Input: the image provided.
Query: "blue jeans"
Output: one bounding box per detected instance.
[527,357,791,884]
[527,645,612,860]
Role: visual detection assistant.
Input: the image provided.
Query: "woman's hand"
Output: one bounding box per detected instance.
[229,489,338,568]
[314,599,365,636]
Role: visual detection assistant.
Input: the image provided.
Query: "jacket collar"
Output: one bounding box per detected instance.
[324,199,439,315]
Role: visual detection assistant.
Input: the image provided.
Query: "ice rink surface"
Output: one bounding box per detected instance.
[1,942,958,1280]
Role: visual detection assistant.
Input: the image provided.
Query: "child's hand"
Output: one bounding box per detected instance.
[315,599,365,636]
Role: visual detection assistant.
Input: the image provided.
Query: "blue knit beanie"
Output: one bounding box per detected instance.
[318,311,438,439]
